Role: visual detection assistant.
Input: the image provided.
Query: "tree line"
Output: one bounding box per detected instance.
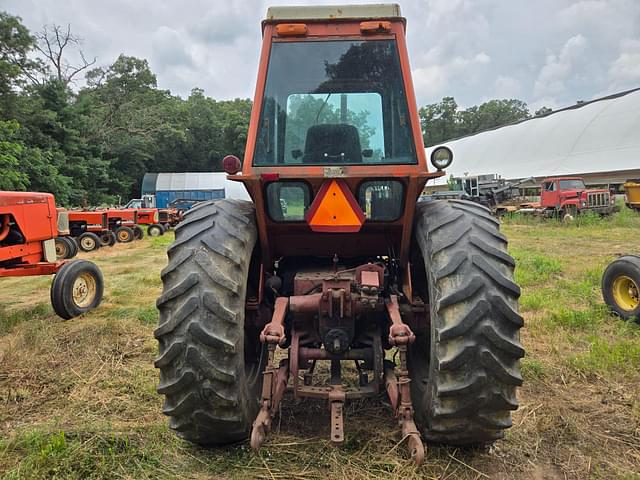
[1,12,532,206]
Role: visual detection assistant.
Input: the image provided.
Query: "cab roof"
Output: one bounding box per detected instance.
[265,4,402,22]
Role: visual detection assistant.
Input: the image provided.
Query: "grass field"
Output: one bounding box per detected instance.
[1,209,640,479]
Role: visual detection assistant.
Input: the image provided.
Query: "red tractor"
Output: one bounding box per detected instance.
[68,210,113,251]
[68,209,146,250]
[1,191,104,319]
[123,196,179,233]
[154,4,523,464]
[103,209,142,242]
[122,208,166,237]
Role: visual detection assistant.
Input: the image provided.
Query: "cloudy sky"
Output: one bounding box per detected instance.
[4,0,640,111]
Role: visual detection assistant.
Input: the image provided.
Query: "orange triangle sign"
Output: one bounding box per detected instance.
[306,179,365,233]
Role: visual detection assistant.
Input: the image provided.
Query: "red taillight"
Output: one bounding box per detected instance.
[261,173,280,181]
[223,155,241,175]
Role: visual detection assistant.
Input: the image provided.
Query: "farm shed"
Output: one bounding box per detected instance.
[141,172,251,208]
[426,88,640,191]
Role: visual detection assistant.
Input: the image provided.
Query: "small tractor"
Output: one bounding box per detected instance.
[125,208,166,237]
[68,210,112,251]
[67,208,149,250]
[602,255,640,321]
[123,195,182,231]
[155,4,523,464]
[1,191,104,319]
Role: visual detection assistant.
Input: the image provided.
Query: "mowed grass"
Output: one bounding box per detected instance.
[1,210,640,479]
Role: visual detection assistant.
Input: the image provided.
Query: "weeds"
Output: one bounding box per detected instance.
[1,218,640,479]
[569,335,640,375]
[510,247,563,287]
[0,303,51,334]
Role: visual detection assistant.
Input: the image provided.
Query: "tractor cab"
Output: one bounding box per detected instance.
[225,4,450,266]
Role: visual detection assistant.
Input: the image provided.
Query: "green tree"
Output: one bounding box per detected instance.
[419,96,459,147]
[420,97,531,147]
[79,55,188,199]
[0,12,43,116]
[0,120,28,190]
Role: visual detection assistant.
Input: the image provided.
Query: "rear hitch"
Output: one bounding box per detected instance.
[250,291,425,466]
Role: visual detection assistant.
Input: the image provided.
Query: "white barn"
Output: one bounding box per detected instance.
[426,88,640,190]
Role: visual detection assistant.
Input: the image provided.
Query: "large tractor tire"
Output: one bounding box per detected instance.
[77,232,101,252]
[602,255,640,321]
[154,199,263,445]
[51,259,104,319]
[408,199,524,445]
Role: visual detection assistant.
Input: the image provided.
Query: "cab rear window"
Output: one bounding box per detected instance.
[357,180,404,221]
[266,181,311,222]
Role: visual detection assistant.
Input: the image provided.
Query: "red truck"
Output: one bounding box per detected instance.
[1,191,103,319]
[521,177,616,219]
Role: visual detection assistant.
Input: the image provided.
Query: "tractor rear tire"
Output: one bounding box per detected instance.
[115,226,134,243]
[51,259,104,319]
[133,225,145,240]
[99,230,117,247]
[78,232,101,252]
[147,224,164,237]
[155,199,263,445]
[602,255,640,321]
[409,199,524,445]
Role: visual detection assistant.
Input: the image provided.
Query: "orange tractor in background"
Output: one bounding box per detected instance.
[155,4,523,464]
[1,191,104,319]
[66,208,161,252]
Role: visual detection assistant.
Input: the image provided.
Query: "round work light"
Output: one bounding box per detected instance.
[430,146,453,170]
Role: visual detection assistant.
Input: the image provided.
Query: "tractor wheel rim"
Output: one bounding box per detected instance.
[56,242,67,257]
[72,272,97,308]
[150,228,159,236]
[118,231,128,241]
[81,237,95,250]
[612,275,639,312]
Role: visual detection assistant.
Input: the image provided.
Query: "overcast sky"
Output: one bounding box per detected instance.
[4,0,640,111]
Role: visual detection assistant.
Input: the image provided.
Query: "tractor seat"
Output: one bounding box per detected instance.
[303,124,362,164]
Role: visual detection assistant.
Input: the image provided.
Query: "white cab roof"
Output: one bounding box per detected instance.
[266,4,401,21]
